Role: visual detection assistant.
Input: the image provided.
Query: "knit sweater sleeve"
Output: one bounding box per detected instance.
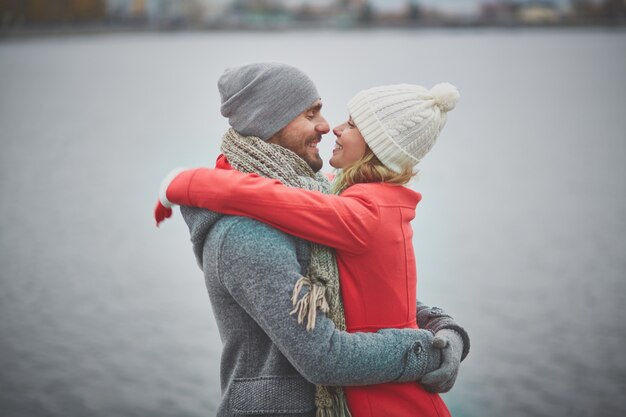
[167,168,379,254]
[216,218,442,386]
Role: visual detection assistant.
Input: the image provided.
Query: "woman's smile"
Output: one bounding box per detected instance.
[329,119,367,169]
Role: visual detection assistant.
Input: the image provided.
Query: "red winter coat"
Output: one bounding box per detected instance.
[167,160,451,417]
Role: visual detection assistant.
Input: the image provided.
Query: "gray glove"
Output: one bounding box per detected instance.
[421,329,463,393]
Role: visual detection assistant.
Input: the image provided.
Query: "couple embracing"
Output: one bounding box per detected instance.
[155,62,470,417]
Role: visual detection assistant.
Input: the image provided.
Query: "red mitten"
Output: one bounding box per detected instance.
[154,167,187,227]
[154,200,173,227]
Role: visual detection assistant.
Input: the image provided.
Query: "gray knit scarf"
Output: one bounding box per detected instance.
[222,128,351,417]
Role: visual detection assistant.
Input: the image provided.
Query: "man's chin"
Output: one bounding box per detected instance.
[306,155,324,172]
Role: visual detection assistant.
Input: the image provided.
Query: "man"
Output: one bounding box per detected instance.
[155,62,469,416]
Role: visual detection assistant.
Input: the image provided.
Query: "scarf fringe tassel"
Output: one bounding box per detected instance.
[290,276,329,332]
[316,387,352,417]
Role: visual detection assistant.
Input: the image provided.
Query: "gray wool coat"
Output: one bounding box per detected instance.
[181,207,469,417]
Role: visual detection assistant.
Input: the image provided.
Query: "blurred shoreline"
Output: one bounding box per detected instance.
[2,21,625,40]
[2,0,625,40]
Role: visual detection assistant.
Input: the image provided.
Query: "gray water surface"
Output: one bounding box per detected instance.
[1,30,625,417]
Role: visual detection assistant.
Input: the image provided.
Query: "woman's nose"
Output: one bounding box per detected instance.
[333,124,344,137]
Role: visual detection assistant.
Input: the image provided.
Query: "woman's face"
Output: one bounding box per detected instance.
[329,116,367,169]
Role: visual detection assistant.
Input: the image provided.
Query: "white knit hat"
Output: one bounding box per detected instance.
[348,83,460,173]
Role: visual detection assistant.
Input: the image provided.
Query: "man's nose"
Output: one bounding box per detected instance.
[315,117,330,134]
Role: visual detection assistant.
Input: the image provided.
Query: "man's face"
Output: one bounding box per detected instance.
[267,99,329,172]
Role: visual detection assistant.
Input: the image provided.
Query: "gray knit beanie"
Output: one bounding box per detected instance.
[348,83,460,173]
[218,62,320,141]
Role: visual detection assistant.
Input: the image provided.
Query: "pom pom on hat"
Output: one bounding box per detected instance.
[430,82,460,112]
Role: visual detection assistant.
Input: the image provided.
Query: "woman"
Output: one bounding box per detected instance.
[157,83,464,416]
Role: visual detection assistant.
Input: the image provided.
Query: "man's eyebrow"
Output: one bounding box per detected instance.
[307,102,322,112]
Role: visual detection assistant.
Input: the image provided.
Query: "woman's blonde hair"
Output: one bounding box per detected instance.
[332,146,416,194]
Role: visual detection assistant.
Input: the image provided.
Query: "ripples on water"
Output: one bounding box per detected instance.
[1,30,625,417]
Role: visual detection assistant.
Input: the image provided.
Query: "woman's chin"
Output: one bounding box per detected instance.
[329,159,342,169]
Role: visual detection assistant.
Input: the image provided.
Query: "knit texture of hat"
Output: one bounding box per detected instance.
[348,83,460,173]
[218,62,320,141]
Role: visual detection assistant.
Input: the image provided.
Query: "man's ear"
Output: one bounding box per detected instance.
[267,126,286,145]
